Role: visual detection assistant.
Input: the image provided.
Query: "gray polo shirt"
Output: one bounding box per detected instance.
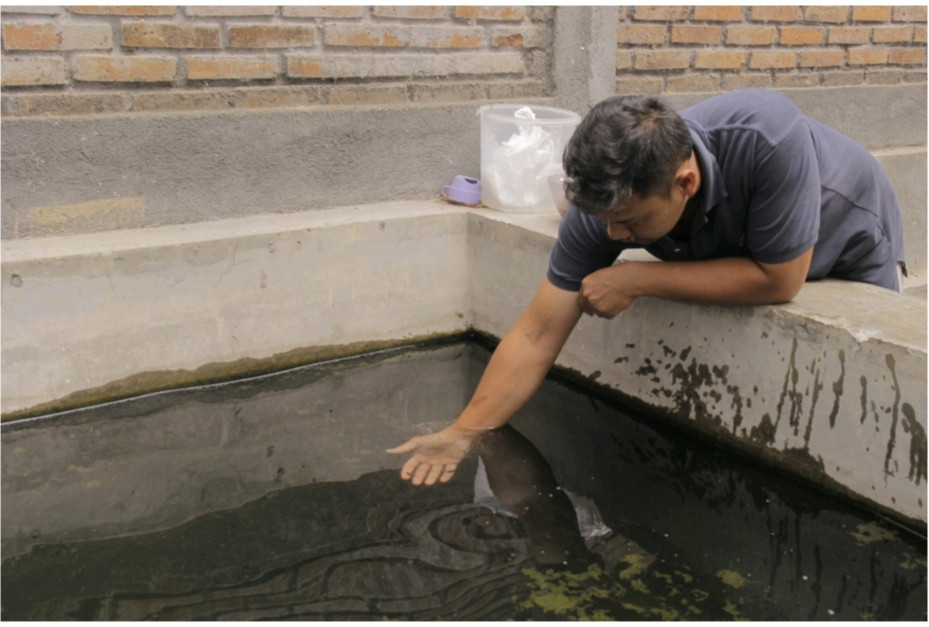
[548,89,905,291]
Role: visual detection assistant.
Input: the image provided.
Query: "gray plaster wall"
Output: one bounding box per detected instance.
[2,84,925,281]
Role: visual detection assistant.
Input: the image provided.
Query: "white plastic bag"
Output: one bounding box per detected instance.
[484,106,564,207]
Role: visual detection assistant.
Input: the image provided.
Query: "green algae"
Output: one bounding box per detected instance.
[519,558,718,621]
[851,521,899,545]
[717,569,748,589]
[618,553,651,580]
[520,564,613,620]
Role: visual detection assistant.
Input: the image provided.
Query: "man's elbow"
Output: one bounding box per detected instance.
[763,276,805,304]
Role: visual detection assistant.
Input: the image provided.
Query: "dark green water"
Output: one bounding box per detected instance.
[2,341,925,620]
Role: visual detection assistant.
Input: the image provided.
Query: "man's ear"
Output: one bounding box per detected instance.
[676,154,700,198]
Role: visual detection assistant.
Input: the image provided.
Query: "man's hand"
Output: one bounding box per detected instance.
[577,263,639,319]
[386,424,482,486]
[577,249,814,316]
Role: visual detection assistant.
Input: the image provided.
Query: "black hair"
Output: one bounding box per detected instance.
[563,95,694,215]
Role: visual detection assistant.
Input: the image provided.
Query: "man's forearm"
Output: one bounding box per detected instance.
[454,278,582,433]
[580,248,813,318]
[629,257,796,305]
[454,323,563,432]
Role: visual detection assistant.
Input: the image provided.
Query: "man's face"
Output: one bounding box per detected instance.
[596,151,700,246]
[597,189,688,246]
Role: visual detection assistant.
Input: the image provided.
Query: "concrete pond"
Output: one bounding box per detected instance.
[2,201,926,527]
[1,340,925,620]
[1,200,926,619]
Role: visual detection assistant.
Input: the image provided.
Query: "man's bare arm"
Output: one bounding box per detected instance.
[388,277,582,485]
[578,247,814,319]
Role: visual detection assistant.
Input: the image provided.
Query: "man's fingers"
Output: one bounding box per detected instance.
[410,462,432,486]
[439,466,457,483]
[425,464,448,486]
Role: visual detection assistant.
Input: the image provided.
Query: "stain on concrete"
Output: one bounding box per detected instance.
[0,332,471,421]
[829,349,845,428]
[775,338,803,437]
[24,196,146,236]
[884,354,901,480]
[901,402,927,486]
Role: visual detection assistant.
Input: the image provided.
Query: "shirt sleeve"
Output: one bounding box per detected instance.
[546,206,624,292]
[745,117,821,265]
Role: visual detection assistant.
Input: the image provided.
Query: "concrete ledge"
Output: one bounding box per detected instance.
[1,202,471,416]
[2,200,926,526]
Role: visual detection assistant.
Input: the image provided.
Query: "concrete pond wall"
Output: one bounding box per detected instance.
[2,80,927,533]
[2,201,926,530]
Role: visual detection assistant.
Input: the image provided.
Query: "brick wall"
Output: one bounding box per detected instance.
[615,5,927,93]
[1,5,926,117]
[0,5,552,115]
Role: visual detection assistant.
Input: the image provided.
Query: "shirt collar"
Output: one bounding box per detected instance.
[687,121,727,227]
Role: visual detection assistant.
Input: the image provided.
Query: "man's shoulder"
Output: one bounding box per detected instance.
[681,89,804,142]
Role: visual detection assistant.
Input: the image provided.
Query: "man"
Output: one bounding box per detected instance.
[388,89,906,486]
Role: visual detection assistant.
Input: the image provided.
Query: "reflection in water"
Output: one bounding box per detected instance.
[2,341,926,620]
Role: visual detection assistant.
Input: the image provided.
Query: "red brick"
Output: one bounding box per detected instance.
[692,6,743,22]
[186,56,279,81]
[632,6,689,21]
[888,48,927,65]
[749,50,796,69]
[2,23,59,50]
[185,6,276,17]
[492,32,523,48]
[73,55,176,82]
[750,6,799,22]
[372,6,446,19]
[228,25,316,49]
[848,48,889,65]
[454,6,525,21]
[726,26,777,46]
[413,27,484,48]
[122,23,220,49]
[634,49,691,71]
[671,25,721,45]
[915,26,927,44]
[893,6,927,22]
[617,23,666,46]
[3,22,113,51]
[820,70,867,86]
[615,50,631,71]
[720,73,772,90]
[1,6,64,15]
[802,6,848,24]
[872,26,913,44]
[615,76,664,95]
[287,57,324,79]
[71,6,175,16]
[694,49,746,70]
[799,49,845,68]
[779,26,824,46]
[828,27,872,45]
[774,73,819,88]
[852,6,893,22]
[324,25,407,47]
[667,74,722,92]
[14,92,127,115]
[281,6,364,19]
[1,56,66,86]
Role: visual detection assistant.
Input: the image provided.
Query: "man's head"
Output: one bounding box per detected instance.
[563,95,694,218]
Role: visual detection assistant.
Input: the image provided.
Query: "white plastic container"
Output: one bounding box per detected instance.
[478,104,581,212]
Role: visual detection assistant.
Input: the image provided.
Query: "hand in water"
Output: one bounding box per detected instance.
[386,424,479,486]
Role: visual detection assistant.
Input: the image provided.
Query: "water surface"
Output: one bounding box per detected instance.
[2,341,925,620]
